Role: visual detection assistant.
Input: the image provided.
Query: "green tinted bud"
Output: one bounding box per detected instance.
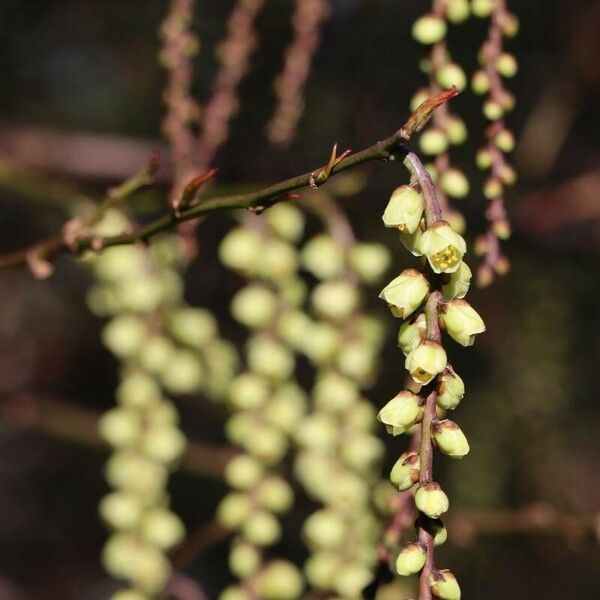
[225,454,264,490]
[229,542,261,578]
[102,533,138,578]
[94,246,144,281]
[483,100,504,120]
[348,243,390,284]
[102,315,146,358]
[493,219,511,240]
[99,408,142,447]
[296,414,337,450]
[139,337,175,374]
[120,277,164,313]
[219,586,250,600]
[436,63,467,92]
[312,280,360,321]
[379,269,429,318]
[245,425,288,464]
[430,569,461,599]
[280,276,307,306]
[265,203,305,242]
[399,226,424,257]
[302,322,340,364]
[356,315,386,347]
[412,14,447,44]
[247,336,294,381]
[314,371,359,412]
[436,368,465,410]
[415,483,449,519]
[432,420,470,458]
[446,0,470,23]
[217,492,252,529]
[499,164,517,185]
[471,70,490,95]
[502,13,520,37]
[142,424,186,464]
[301,234,345,280]
[219,228,262,272]
[476,148,493,169]
[228,373,269,410]
[406,341,447,385]
[341,434,385,472]
[442,261,472,300]
[99,491,143,530]
[140,507,185,550]
[445,117,468,145]
[419,129,449,156]
[471,0,493,18]
[105,452,167,501]
[446,209,466,235]
[168,308,216,349]
[397,314,426,355]
[116,372,160,409]
[93,208,129,236]
[231,285,278,329]
[378,391,423,436]
[257,560,303,600]
[332,563,374,598]
[494,129,515,152]
[264,383,307,432]
[160,350,204,394]
[440,169,469,198]
[337,341,375,383]
[261,240,298,280]
[277,310,312,350]
[496,53,518,77]
[383,185,425,234]
[256,476,294,513]
[441,299,486,346]
[305,552,338,588]
[396,542,427,576]
[146,400,179,426]
[420,221,467,274]
[303,509,346,548]
[432,520,448,546]
[390,451,420,491]
[242,510,281,546]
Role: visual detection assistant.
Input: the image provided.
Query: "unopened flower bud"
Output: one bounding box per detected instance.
[432,420,470,458]
[432,520,448,546]
[396,542,427,576]
[257,560,304,600]
[142,424,186,464]
[247,336,294,381]
[440,169,469,198]
[412,14,447,44]
[168,308,216,348]
[305,552,338,588]
[446,0,470,23]
[492,218,511,240]
[471,0,493,18]
[99,408,142,447]
[140,507,185,550]
[228,373,269,410]
[476,264,494,287]
[471,69,490,95]
[348,243,391,284]
[483,177,503,199]
[436,63,467,92]
[419,129,449,156]
[415,482,449,519]
[440,299,486,346]
[303,509,346,549]
[231,285,277,329]
[483,100,504,121]
[301,234,345,280]
[379,269,429,318]
[494,254,510,275]
[442,261,472,300]
[406,341,447,384]
[217,492,252,529]
[383,186,425,234]
[496,53,518,78]
[444,117,468,145]
[265,203,305,242]
[397,314,426,355]
[312,280,360,321]
[242,510,282,546]
[475,148,493,170]
[429,569,461,599]
[219,586,251,600]
[436,367,465,410]
[499,164,517,185]
[420,221,467,274]
[99,491,142,530]
[256,476,294,513]
[261,240,298,280]
[378,391,423,435]
[502,13,520,37]
[390,451,420,491]
[494,129,515,152]
[229,541,261,578]
[224,454,264,490]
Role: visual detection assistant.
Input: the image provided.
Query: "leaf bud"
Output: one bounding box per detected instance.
[419,128,449,156]
[414,482,449,518]
[242,510,282,546]
[379,269,429,318]
[420,221,467,274]
[347,243,391,284]
[429,569,461,599]
[390,451,420,491]
[378,391,424,436]
[383,186,425,234]
[231,285,278,329]
[395,542,427,576]
[301,234,345,280]
[410,88,431,112]
[412,14,447,44]
[442,261,472,300]
[436,367,465,410]
[432,419,470,458]
[405,341,447,384]
[440,299,486,346]
[397,313,426,355]
[440,169,470,198]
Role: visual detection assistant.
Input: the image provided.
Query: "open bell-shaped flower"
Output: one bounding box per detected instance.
[379,269,429,319]
[415,482,449,519]
[420,221,467,274]
[429,569,461,600]
[436,367,464,410]
[377,391,423,436]
[405,341,447,385]
[432,420,470,458]
[442,261,472,300]
[382,186,425,234]
[440,299,486,346]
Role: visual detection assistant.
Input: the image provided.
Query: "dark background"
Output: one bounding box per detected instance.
[0,0,598,598]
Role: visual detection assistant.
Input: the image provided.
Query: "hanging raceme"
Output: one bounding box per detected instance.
[217,203,309,600]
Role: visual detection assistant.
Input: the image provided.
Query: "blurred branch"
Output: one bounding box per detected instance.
[170,518,230,570]
[0,394,236,479]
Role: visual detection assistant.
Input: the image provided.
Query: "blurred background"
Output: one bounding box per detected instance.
[0,0,599,598]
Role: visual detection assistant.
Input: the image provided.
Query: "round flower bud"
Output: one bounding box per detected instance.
[277,310,312,350]
[219,586,251,600]
[390,451,420,491]
[415,482,449,519]
[436,63,467,92]
[301,235,345,280]
[379,269,429,318]
[397,314,426,355]
[295,414,337,451]
[139,507,185,550]
[348,243,391,284]
[432,520,448,546]
[440,169,469,199]
[405,341,447,385]
[99,408,142,447]
[93,246,144,282]
[141,424,186,464]
[420,221,467,274]
[256,560,303,600]
[264,383,307,432]
[225,454,264,490]
[217,492,252,529]
[383,186,425,234]
[446,209,466,236]
[396,542,427,576]
[475,148,493,169]
[160,350,204,395]
[265,203,305,242]
[219,228,262,272]
[247,336,294,381]
[436,368,465,410]
[399,227,424,257]
[101,533,138,579]
[261,240,298,281]
[168,308,216,349]
[229,541,261,578]
[228,373,270,410]
[494,129,515,152]
[102,315,146,358]
[243,425,288,465]
[311,280,360,321]
[378,391,423,436]
[410,88,431,112]
[105,452,167,501]
[341,434,385,472]
[419,129,449,156]
[429,569,461,599]
[280,276,307,307]
[303,509,347,549]
[332,562,374,598]
[471,70,490,95]
[432,420,470,458]
[502,13,520,37]
[442,261,472,300]
[483,100,504,121]
[471,0,493,18]
[139,336,175,374]
[314,371,359,412]
[256,476,294,513]
[120,277,164,313]
[446,0,470,23]
[99,491,143,530]
[337,341,376,383]
[440,299,486,346]
[305,552,338,588]
[496,53,518,78]
[412,14,447,44]
[445,117,468,145]
[231,285,278,329]
[242,510,281,546]
[302,322,340,364]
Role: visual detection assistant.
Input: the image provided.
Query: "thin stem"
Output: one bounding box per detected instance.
[403,152,443,225]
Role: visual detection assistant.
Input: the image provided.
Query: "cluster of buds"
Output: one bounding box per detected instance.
[471,0,518,286]
[293,190,391,598]
[378,160,486,598]
[87,211,237,598]
[218,203,308,600]
[411,0,471,233]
